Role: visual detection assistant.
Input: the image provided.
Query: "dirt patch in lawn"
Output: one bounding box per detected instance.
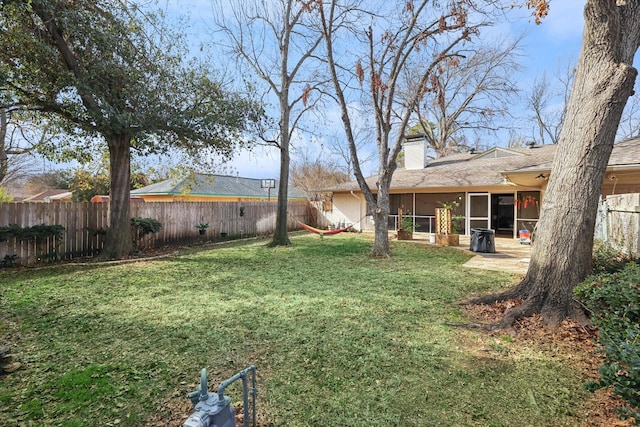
[461,300,633,427]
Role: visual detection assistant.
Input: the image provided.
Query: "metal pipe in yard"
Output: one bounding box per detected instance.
[216,365,257,427]
[199,369,208,402]
[183,366,257,427]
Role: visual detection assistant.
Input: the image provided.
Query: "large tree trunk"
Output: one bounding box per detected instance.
[471,0,640,328]
[98,134,133,260]
[368,161,395,258]
[269,144,291,246]
[269,94,292,247]
[371,172,392,257]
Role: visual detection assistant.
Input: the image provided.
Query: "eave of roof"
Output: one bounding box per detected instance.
[328,144,557,192]
[22,189,73,201]
[327,137,640,193]
[135,192,304,199]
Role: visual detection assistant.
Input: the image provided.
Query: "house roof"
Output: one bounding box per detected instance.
[21,189,73,202]
[505,138,640,173]
[328,144,556,192]
[328,137,640,193]
[131,173,306,199]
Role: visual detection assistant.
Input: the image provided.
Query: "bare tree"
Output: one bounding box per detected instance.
[617,82,640,140]
[407,37,522,158]
[320,0,494,257]
[526,60,574,145]
[290,152,349,201]
[0,108,46,185]
[528,73,555,144]
[472,0,640,327]
[325,125,376,178]
[212,0,327,246]
[505,130,528,148]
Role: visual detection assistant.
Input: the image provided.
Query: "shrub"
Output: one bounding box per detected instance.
[87,227,107,236]
[592,240,636,275]
[130,217,162,249]
[0,254,19,268]
[575,263,640,424]
[0,224,64,242]
[400,213,418,232]
[131,217,162,237]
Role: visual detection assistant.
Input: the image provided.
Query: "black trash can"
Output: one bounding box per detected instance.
[470,228,495,253]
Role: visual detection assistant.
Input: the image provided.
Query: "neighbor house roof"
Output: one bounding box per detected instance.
[327,137,640,192]
[131,173,306,199]
[21,189,73,202]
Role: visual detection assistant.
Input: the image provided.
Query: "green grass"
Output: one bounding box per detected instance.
[0,234,592,426]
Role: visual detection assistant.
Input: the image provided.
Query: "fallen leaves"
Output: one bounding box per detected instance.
[461,300,633,427]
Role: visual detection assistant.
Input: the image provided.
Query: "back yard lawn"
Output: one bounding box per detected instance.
[0,234,617,426]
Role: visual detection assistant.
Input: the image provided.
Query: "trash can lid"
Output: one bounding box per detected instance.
[471,228,494,233]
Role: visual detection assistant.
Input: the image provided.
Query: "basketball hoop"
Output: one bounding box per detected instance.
[261,179,276,201]
[261,179,275,189]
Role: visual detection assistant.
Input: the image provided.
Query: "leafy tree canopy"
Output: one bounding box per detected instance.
[0,0,263,258]
[67,155,153,201]
[0,186,13,202]
[0,0,262,161]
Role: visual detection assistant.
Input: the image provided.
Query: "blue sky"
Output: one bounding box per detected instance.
[163,1,616,180]
[504,1,584,84]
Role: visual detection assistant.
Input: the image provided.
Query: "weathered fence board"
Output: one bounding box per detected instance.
[0,201,311,266]
[596,193,640,256]
[598,193,640,256]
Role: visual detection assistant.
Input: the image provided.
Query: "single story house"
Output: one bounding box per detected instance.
[322,137,640,239]
[131,173,307,202]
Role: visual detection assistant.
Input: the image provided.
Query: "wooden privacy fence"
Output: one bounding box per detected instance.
[596,193,640,256]
[0,201,311,266]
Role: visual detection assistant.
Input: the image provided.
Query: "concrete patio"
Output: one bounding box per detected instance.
[409,232,532,275]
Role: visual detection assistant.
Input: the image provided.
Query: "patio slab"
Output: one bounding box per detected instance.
[410,232,531,275]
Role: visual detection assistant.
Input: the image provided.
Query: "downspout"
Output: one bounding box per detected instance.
[350,191,363,231]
